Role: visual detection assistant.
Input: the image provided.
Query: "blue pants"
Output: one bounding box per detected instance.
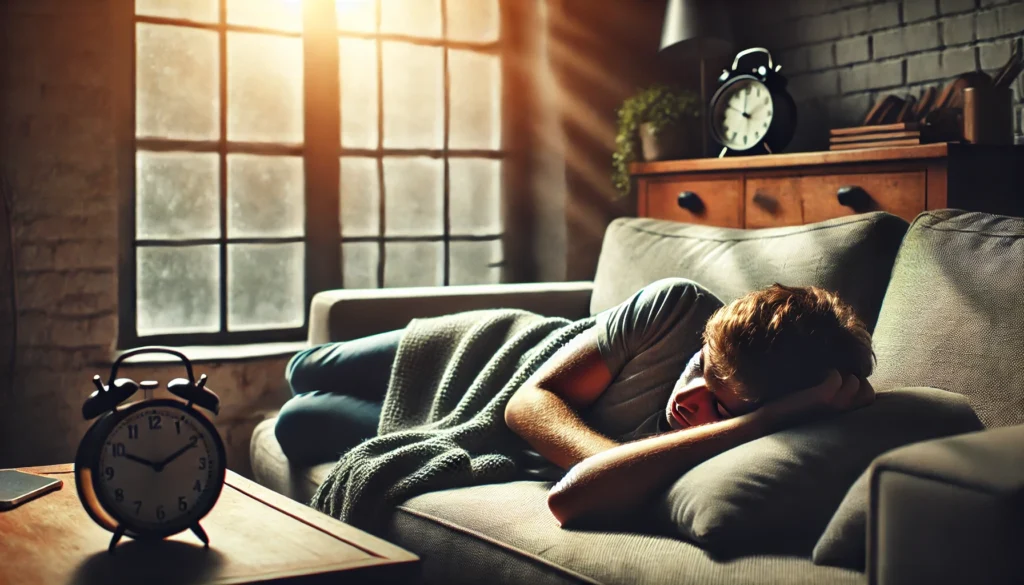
[274,329,404,466]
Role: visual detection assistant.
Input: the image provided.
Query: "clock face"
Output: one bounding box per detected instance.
[93,402,225,536]
[712,78,774,151]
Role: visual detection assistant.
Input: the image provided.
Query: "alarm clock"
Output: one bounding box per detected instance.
[74,347,226,554]
[709,47,797,157]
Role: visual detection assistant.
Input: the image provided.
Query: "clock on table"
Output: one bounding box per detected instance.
[709,47,797,157]
[74,347,226,553]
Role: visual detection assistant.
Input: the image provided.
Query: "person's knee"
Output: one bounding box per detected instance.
[274,399,311,459]
[285,344,335,395]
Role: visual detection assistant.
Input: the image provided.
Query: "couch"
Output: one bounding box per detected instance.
[250,209,1024,585]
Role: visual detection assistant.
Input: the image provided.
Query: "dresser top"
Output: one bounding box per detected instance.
[630,143,953,175]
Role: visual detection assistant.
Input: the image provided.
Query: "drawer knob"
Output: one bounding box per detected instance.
[836,185,871,209]
[677,191,705,213]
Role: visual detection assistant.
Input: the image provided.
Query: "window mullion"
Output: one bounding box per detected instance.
[442,0,451,287]
[218,0,229,335]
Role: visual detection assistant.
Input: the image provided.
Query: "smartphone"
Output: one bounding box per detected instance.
[0,469,63,510]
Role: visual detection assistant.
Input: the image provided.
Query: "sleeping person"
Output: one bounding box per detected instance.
[275,278,875,526]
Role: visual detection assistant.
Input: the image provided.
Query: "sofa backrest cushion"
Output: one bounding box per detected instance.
[590,213,909,332]
[870,210,1024,428]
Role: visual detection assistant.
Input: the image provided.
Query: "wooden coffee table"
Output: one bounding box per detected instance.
[0,464,419,584]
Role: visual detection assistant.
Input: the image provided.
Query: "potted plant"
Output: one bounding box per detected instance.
[612,84,702,197]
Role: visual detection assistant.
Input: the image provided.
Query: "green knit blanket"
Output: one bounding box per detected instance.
[311,308,596,533]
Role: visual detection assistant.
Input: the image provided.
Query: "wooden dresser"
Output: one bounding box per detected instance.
[630,143,1024,227]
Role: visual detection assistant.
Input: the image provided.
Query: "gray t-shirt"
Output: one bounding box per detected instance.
[585,278,724,442]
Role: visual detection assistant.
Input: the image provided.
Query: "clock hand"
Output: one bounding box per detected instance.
[123,452,159,470]
[155,442,198,471]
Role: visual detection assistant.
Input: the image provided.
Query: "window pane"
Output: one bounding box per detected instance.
[340,38,379,149]
[137,152,220,240]
[450,239,501,285]
[446,0,498,42]
[342,242,379,288]
[341,157,380,237]
[383,157,443,236]
[449,49,501,150]
[226,0,303,32]
[384,241,443,287]
[381,0,440,38]
[136,0,217,23]
[337,0,376,32]
[449,159,501,235]
[137,245,220,335]
[227,243,305,330]
[227,154,304,238]
[227,32,304,143]
[382,42,443,149]
[136,24,219,140]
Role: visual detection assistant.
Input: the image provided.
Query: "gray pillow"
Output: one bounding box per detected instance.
[657,387,983,558]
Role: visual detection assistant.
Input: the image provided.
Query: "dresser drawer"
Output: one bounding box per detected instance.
[642,178,743,227]
[746,171,927,226]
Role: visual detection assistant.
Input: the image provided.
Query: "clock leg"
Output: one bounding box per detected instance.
[191,522,210,548]
[108,525,126,555]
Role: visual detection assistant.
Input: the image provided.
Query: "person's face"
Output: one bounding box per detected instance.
[665,345,755,430]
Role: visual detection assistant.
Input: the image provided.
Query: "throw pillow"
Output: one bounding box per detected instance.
[656,387,983,558]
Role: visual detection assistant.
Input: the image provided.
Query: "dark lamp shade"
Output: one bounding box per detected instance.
[659,0,733,59]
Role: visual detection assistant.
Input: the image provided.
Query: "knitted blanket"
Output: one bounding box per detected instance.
[311,308,596,533]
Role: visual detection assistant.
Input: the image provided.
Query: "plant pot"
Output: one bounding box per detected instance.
[639,120,702,161]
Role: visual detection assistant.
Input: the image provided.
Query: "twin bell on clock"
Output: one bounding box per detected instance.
[710,47,798,158]
[74,347,227,554]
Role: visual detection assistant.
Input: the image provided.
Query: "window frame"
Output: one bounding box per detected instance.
[114,0,511,349]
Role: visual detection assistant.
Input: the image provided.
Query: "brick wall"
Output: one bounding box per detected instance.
[0,0,289,475]
[731,0,1024,151]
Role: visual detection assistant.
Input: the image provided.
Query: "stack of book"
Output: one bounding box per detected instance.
[828,123,922,151]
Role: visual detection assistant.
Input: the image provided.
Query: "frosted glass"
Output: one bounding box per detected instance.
[449,158,501,235]
[384,241,443,287]
[227,154,304,238]
[226,0,303,32]
[450,239,501,285]
[137,246,220,335]
[337,0,376,32]
[227,243,305,330]
[340,38,379,149]
[342,242,379,288]
[446,0,499,42]
[136,152,220,240]
[136,24,219,140]
[136,0,217,22]
[449,49,501,150]
[381,0,440,38]
[383,157,443,236]
[340,157,380,237]
[382,42,443,148]
[227,32,304,143]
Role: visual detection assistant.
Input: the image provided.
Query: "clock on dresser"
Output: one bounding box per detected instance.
[630,143,1024,227]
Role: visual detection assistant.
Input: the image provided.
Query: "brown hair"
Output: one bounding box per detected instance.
[702,283,875,406]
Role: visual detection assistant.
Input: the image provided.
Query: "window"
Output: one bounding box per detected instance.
[122,0,504,346]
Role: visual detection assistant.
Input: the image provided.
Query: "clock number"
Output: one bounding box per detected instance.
[149,415,162,430]
[104,466,115,481]
[112,443,125,457]
[127,425,139,439]
[193,480,202,493]
[156,505,165,521]
[199,457,207,471]
[175,420,181,435]
[189,435,198,447]
[115,488,124,502]
[178,496,188,512]
[133,500,142,515]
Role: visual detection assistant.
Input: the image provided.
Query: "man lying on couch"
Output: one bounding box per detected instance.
[277,278,876,530]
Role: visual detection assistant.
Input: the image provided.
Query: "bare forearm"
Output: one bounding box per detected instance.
[547,410,775,526]
[506,385,619,470]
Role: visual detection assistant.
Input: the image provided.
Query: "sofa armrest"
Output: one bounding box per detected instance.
[308,282,594,344]
[868,424,1024,585]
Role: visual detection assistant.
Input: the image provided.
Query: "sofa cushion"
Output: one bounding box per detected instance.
[390,481,864,585]
[590,212,909,331]
[250,417,334,504]
[658,387,982,558]
[869,210,1024,427]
